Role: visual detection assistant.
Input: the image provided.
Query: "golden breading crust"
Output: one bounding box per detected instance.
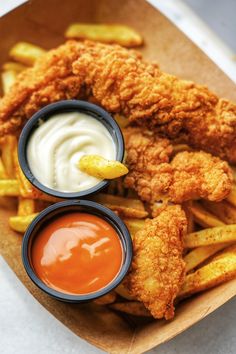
[126,205,187,319]
[124,127,233,204]
[0,41,236,162]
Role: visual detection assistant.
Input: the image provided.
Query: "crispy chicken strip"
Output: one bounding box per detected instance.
[0,41,85,135]
[1,41,236,162]
[124,127,233,204]
[126,205,187,319]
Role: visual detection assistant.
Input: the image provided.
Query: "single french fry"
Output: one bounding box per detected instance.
[202,200,236,225]
[106,178,126,196]
[227,185,236,207]
[17,198,35,216]
[213,244,236,260]
[9,42,46,66]
[0,157,8,179]
[184,225,236,248]
[231,166,236,183]
[115,283,135,300]
[113,114,129,129]
[2,61,27,73]
[13,146,36,197]
[179,245,236,298]
[116,178,126,197]
[92,193,148,218]
[65,23,143,47]
[124,218,144,235]
[182,201,195,233]
[126,188,138,199]
[79,155,128,179]
[93,292,117,305]
[172,144,192,154]
[1,70,17,94]
[109,301,151,317]
[1,135,17,177]
[189,201,225,228]
[0,179,19,196]
[0,137,5,147]
[184,243,229,273]
[9,213,39,233]
[93,193,145,210]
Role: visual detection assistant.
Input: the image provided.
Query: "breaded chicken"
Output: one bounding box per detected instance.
[124,127,233,204]
[0,41,236,162]
[126,205,187,319]
[170,151,233,203]
[0,41,85,135]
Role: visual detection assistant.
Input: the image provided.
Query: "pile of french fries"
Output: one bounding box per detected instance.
[1,26,236,318]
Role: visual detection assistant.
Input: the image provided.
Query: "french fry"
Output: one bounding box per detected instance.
[0,137,6,147]
[202,200,236,224]
[109,301,151,317]
[92,193,148,218]
[1,70,17,94]
[184,225,236,248]
[65,23,143,47]
[79,155,128,179]
[1,135,17,177]
[172,144,192,155]
[17,198,35,216]
[9,42,46,66]
[189,201,225,228]
[113,114,129,129]
[227,184,236,207]
[182,201,195,233]
[213,244,236,261]
[2,62,27,73]
[0,157,8,179]
[179,245,236,298]
[230,166,236,182]
[184,243,229,273]
[115,283,135,300]
[13,147,37,197]
[106,178,126,196]
[0,179,19,197]
[93,292,117,305]
[116,178,126,197]
[9,213,39,233]
[124,218,145,235]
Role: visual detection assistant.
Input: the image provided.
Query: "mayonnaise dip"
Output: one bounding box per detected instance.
[27,112,116,193]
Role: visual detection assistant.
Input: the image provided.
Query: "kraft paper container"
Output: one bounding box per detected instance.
[0,1,236,353]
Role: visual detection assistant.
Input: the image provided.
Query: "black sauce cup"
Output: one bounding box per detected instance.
[18,100,125,199]
[22,200,133,303]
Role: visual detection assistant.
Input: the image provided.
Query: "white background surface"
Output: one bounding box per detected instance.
[1,1,236,353]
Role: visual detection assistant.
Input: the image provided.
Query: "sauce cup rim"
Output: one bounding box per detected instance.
[22,199,133,302]
[18,100,125,199]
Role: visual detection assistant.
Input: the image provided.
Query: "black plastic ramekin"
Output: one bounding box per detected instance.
[22,200,133,303]
[18,100,125,199]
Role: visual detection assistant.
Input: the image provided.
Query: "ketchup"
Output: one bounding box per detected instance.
[31,212,123,295]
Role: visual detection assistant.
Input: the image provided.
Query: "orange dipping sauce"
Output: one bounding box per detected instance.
[31,212,123,295]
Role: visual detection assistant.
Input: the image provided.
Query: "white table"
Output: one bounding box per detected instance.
[1,1,236,353]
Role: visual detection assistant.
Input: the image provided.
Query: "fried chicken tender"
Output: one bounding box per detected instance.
[0,41,84,135]
[124,127,233,204]
[1,41,236,162]
[72,42,236,163]
[127,205,187,319]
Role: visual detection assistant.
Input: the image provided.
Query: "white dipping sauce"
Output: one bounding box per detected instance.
[27,112,116,193]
